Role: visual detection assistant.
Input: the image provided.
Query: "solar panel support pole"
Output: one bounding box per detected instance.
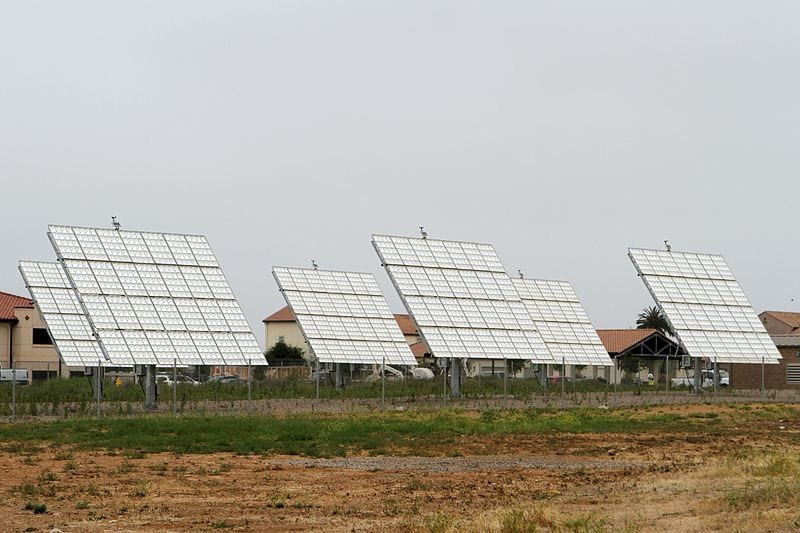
[713,356,718,399]
[665,354,670,393]
[335,363,344,390]
[145,364,157,410]
[95,360,102,419]
[172,358,177,416]
[613,358,617,393]
[450,358,461,399]
[693,358,703,395]
[11,361,16,422]
[561,356,566,395]
[761,356,765,396]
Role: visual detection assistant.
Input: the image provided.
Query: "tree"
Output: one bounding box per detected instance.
[636,306,673,336]
[265,341,305,360]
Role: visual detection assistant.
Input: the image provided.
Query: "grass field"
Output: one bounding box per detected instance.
[2,403,799,531]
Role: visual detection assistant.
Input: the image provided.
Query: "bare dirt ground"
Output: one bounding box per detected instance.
[3,404,800,532]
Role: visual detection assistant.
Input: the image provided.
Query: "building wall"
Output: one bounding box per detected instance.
[0,306,65,377]
[0,322,10,368]
[11,305,64,376]
[264,321,312,360]
[729,346,799,389]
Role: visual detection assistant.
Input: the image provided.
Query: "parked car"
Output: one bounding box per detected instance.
[671,369,729,388]
[156,373,200,386]
[0,366,29,384]
[549,376,575,384]
[208,374,242,384]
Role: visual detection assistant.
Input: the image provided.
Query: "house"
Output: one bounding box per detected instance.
[263,305,430,364]
[0,291,65,379]
[722,311,800,389]
[597,328,685,384]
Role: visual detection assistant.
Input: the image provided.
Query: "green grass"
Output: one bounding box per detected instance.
[0,406,736,457]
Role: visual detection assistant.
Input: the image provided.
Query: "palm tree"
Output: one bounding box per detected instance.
[636,306,673,336]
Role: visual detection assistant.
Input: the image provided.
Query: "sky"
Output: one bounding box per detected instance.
[1,1,799,346]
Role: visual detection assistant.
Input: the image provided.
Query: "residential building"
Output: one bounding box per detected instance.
[597,328,685,384]
[724,311,800,389]
[0,291,65,379]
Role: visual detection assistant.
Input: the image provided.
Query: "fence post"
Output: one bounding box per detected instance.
[96,360,101,419]
[172,358,177,416]
[11,360,16,422]
[381,356,385,410]
[247,359,252,411]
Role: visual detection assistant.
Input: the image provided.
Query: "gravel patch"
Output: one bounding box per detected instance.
[267,455,651,473]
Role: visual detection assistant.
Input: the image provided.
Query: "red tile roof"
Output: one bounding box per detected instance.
[596,329,658,355]
[0,291,33,322]
[409,341,430,358]
[263,306,296,323]
[393,314,418,336]
[760,311,800,332]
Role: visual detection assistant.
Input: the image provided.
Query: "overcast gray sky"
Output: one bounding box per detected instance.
[2,1,799,345]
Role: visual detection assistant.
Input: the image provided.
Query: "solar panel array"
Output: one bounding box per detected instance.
[372,235,555,362]
[628,248,780,364]
[273,267,417,366]
[19,261,107,367]
[46,225,263,366]
[514,278,612,366]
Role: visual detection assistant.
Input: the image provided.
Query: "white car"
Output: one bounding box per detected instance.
[671,370,729,388]
[156,373,200,386]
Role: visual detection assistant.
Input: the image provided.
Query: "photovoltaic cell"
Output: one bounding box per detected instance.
[19,261,109,367]
[628,248,780,364]
[372,235,554,362]
[47,225,263,366]
[273,267,417,366]
[514,279,611,366]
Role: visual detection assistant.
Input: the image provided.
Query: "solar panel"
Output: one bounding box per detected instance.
[47,225,264,367]
[372,235,555,362]
[19,261,109,367]
[273,267,417,366]
[628,247,781,364]
[514,278,612,366]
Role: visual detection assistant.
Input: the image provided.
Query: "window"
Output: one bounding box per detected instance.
[278,336,285,343]
[787,364,800,385]
[32,328,53,345]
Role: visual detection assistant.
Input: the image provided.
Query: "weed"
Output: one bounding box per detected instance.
[12,483,38,497]
[424,511,455,533]
[23,501,47,514]
[498,507,553,532]
[63,461,77,472]
[75,500,89,509]
[211,521,234,529]
[131,481,149,498]
[37,469,57,483]
[21,456,36,466]
[118,460,136,473]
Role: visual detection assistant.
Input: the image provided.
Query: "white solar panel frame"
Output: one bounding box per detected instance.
[273,267,417,366]
[628,247,781,364]
[514,278,612,366]
[19,261,110,367]
[372,234,555,363]
[47,225,264,367]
